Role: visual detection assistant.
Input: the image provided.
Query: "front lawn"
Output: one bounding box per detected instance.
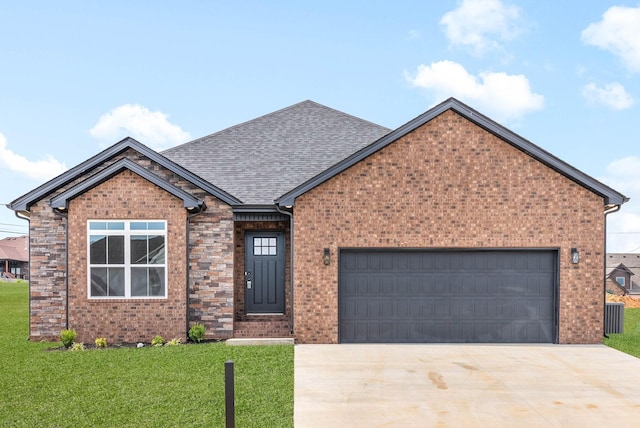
[0,282,293,427]
[604,308,640,358]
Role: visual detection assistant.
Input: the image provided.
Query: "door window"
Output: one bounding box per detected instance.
[253,237,277,256]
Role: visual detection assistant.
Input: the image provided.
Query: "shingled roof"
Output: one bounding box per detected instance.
[607,254,640,275]
[162,100,391,205]
[0,236,28,262]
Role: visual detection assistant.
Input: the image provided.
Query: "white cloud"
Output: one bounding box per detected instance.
[583,82,634,110]
[581,5,640,73]
[90,104,191,151]
[404,60,544,122]
[600,156,640,252]
[408,29,421,40]
[440,0,523,56]
[0,132,67,180]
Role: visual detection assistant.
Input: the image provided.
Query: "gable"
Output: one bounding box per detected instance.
[9,137,240,213]
[277,98,628,208]
[50,158,203,211]
[295,109,605,231]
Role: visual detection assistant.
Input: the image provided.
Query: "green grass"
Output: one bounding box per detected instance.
[604,308,640,358]
[0,282,293,427]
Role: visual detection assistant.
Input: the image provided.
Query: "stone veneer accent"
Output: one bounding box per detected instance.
[187,195,234,339]
[292,110,606,344]
[28,203,67,340]
[27,152,235,343]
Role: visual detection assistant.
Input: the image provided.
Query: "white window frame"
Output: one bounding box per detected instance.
[87,220,168,299]
[616,276,625,287]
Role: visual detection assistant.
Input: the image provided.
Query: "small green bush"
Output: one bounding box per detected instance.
[151,335,164,347]
[166,338,182,346]
[70,342,85,351]
[95,337,107,348]
[188,324,206,343]
[60,329,77,348]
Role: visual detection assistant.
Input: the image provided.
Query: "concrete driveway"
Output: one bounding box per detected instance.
[295,344,640,427]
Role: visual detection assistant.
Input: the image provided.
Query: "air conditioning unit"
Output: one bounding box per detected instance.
[605,302,624,334]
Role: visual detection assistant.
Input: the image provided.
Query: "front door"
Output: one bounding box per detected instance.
[245,231,285,314]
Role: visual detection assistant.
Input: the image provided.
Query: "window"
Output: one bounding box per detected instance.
[88,220,167,298]
[253,237,277,256]
[616,277,625,287]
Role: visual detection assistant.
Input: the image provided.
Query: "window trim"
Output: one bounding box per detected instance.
[87,220,168,299]
[615,276,626,287]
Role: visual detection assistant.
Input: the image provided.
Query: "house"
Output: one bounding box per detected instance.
[0,235,29,280]
[606,254,640,295]
[8,98,628,344]
[605,263,633,295]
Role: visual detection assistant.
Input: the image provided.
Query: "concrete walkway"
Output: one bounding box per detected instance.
[294,344,640,427]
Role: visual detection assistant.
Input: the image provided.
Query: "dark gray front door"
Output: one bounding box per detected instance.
[339,250,557,343]
[245,231,285,314]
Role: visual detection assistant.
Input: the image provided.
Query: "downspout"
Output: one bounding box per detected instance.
[603,204,621,339]
[14,210,31,339]
[186,204,206,339]
[276,205,294,335]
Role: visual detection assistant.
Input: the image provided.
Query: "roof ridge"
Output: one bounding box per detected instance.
[300,100,392,132]
[162,100,390,154]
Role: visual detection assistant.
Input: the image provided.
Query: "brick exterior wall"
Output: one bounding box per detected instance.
[67,170,187,343]
[292,110,606,344]
[27,151,235,344]
[606,279,627,296]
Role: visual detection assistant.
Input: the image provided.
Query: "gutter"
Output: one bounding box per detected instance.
[603,204,622,339]
[13,210,31,339]
[275,205,294,336]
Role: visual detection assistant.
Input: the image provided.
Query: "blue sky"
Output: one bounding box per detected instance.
[1,0,639,252]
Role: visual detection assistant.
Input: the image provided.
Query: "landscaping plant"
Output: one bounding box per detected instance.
[70,342,85,351]
[151,335,164,347]
[60,329,77,348]
[188,323,206,343]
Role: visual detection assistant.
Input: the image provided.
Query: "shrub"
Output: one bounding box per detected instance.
[188,324,206,343]
[95,337,107,348]
[70,342,85,351]
[60,329,77,348]
[151,335,164,347]
[166,338,182,346]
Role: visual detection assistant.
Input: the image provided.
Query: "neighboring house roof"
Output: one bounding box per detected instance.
[276,98,629,207]
[607,254,640,293]
[0,236,28,262]
[162,100,391,205]
[607,254,640,277]
[606,263,635,278]
[9,137,241,212]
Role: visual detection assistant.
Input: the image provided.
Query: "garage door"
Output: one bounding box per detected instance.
[339,250,557,343]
